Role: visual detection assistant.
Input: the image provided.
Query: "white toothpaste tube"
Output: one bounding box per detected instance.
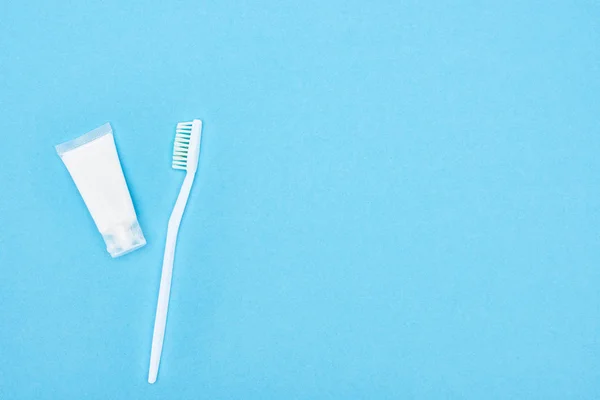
[56,123,146,257]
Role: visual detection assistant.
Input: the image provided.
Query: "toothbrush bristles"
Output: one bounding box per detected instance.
[172,121,194,170]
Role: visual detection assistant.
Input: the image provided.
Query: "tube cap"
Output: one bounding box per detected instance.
[102,220,146,257]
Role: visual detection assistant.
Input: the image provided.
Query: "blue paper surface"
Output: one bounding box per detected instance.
[1,1,599,398]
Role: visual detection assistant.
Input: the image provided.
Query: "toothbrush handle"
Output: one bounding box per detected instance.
[148,171,196,384]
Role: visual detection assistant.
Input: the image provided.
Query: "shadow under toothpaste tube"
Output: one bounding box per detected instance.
[56,123,146,257]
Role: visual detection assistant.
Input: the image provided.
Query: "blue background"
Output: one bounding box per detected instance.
[1,0,599,398]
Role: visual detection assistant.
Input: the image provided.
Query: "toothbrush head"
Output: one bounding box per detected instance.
[172,119,202,172]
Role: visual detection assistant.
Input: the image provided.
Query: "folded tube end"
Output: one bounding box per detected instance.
[55,123,113,156]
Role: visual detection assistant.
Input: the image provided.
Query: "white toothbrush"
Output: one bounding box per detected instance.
[148,119,202,384]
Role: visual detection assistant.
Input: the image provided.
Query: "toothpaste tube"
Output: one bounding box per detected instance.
[56,123,146,257]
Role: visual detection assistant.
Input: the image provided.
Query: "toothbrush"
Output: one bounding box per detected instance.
[148,119,202,384]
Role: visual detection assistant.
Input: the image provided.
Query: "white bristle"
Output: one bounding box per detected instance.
[172,120,201,170]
